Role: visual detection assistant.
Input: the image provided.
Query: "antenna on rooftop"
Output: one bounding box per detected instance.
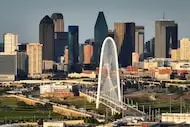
[163,11,165,20]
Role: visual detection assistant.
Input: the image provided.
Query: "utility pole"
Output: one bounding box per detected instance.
[85,84,87,111]
[152,110,154,121]
[163,11,165,20]
[149,105,151,121]
[127,98,130,104]
[142,105,145,113]
[170,95,171,113]
[180,96,183,113]
[105,108,108,123]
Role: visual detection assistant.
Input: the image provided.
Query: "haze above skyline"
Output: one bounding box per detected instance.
[0,0,190,43]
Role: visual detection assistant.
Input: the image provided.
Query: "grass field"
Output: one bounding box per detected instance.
[51,96,109,115]
[0,97,61,121]
[126,92,190,113]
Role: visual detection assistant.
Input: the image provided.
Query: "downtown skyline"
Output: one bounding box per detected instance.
[0,0,190,43]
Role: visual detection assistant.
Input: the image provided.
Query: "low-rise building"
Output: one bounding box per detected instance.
[40,84,74,98]
[155,67,172,80]
[43,120,84,127]
[162,113,190,124]
[0,53,17,81]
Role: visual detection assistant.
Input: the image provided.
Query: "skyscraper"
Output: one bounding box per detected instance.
[135,26,144,55]
[115,22,136,67]
[54,32,68,62]
[3,33,18,54]
[51,13,64,32]
[83,43,93,65]
[17,51,28,79]
[114,23,125,53]
[145,37,155,57]
[155,20,178,58]
[39,15,54,70]
[27,43,42,78]
[68,26,79,72]
[92,11,108,67]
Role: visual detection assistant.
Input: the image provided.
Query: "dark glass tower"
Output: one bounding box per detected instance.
[145,37,155,57]
[91,11,108,67]
[17,51,28,79]
[54,32,68,62]
[119,23,135,67]
[39,15,54,70]
[68,26,79,72]
[166,24,178,57]
[0,42,4,52]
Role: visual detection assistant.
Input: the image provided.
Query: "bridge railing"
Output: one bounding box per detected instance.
[85,91,146,116]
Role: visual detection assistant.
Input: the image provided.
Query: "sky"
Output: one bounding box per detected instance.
[0,0,190,43]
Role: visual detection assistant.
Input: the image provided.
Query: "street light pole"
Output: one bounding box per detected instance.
[180,96,182,113]
[170,95,171,113]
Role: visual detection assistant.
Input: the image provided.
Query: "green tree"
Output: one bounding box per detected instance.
[34,103,44,110]
[44,103,53,111]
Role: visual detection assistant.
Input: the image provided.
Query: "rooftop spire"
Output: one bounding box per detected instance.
[163,11,165,20]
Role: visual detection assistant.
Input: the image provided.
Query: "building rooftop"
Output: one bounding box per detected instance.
[51,13,63,20]
[40,15,54,24]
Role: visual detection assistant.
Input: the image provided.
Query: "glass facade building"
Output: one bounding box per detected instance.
[54,32,68,62]
[155,20,178,58]
[39,15,54,61]
[91,11,108,67]
[118,22,136,67]
[68,26,79,72]
[17,51,28,79]
[145,37,155,58]
[0,42,3,52]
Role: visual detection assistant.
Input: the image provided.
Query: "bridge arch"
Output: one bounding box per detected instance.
[96,37,121,109]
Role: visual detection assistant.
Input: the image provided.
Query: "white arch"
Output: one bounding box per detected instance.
[96,37,121,109]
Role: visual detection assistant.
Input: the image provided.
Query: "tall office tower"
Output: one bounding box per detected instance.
[155,20,178,58]
[115,22,135,67]
[51,13,64,32]
[145,37,155,57]
[27,43,42,78]
[54,32,68,62]
[17,51,28,79]
[68,26,79,72]
[114,23,125,53]
[92,11,108,67]
[180,38,190,61]
[135,26,144,55]
[3,33,18,54]
[83,43,93,65]
[39,15,54,71]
